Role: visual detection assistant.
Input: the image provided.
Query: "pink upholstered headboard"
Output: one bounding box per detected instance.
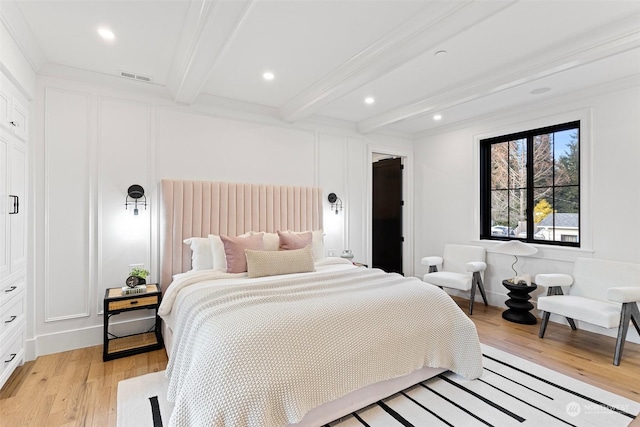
[159,180,323,289]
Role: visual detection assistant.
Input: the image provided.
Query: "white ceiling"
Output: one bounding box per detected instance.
[3,0,639,136]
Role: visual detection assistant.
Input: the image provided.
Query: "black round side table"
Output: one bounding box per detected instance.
[502,280,538,325]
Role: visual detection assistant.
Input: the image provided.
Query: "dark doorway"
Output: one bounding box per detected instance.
[372,157,403,274]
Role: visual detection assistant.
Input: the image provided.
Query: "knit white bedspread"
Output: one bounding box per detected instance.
[160,261,483,427]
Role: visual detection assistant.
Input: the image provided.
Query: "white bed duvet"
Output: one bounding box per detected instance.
[159,258,483,427]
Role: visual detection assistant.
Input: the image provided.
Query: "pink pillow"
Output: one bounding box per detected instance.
[220,234,264,273]
[278,231,312,251]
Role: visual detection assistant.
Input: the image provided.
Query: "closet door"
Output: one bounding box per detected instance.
[0,88,10,132]
[0,74,28,391]
[10,97,28,143]
[9,144,26,272]
[0,131,8,280]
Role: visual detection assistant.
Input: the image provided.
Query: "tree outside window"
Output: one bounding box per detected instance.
[480,121,580,247]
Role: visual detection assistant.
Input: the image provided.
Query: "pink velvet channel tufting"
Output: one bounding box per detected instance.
[159,180,323,290]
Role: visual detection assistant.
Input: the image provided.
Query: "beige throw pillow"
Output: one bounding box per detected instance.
[245,247,315,278]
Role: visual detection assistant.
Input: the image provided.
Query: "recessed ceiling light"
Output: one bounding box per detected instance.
[434,50,448,57]
[530,87,551,95]
[263,71,275,81]
[364,97,375,105]
[97,27,115,41]
[433,114,442,121]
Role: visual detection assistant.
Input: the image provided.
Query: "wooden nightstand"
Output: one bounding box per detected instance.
[103,283,164,361]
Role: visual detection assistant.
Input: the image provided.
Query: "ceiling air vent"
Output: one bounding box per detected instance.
[119,70,152,83]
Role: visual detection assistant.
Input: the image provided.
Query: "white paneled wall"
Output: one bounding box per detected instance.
[43,89,91,321]
[346,138,367,265]
[29,75,412,358]
[97,98,151,313]
[413,84,640,343]
[155,108,318,186]
[317,132,347,259]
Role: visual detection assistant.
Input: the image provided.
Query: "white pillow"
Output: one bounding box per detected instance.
[242,231,280,251]
[311,229,324,259]
[183,237,213,270]
[280,230,324,259]
[208,235,227,271]
[263,232,280,251]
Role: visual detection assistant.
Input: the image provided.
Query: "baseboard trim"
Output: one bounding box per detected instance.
[24,293,639,360]
[444,288,640,344]
[26,316,156,360]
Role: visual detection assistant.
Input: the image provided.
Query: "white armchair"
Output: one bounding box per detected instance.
[537,258,640,366]
[422,244,488,315]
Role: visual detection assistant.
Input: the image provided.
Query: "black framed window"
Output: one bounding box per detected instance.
[480,121,580,247]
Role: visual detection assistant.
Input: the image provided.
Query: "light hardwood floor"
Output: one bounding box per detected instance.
[1,297,638,427]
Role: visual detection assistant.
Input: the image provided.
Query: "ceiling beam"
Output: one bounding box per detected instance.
[278,0,518,123]
[167,0,255,105]
[357,13,640,134]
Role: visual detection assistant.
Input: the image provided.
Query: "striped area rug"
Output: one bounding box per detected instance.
[117,345,639,427]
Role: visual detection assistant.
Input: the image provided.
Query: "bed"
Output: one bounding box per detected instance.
[158,179,483,427]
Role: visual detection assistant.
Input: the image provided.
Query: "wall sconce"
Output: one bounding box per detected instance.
[125,184,147,215]
[328,193,342,214]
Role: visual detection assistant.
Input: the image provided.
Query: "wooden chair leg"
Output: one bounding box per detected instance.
[539,312,550,338]
[469,280,476,315]
[613,302,640,366]
[474,272,488,306]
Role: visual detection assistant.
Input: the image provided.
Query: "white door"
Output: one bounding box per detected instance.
[0,131,8,279]
[10,97,28,143]
[9,144,26,272]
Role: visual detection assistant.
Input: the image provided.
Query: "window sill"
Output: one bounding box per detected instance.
[472,239,595,263]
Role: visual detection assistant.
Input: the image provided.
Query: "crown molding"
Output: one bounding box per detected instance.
[38,62,410,140]
[166,0,255,105]
[193,93,412,139]
[39,63,173,100]
[194,92,280,119]
[413,73,640,140]
[359,12,640,134]
[278,0,516,123]
[0,1,46,72]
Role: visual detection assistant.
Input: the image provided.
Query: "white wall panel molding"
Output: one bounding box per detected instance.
[359,13,640,134]
[316,132,347,256]
[43,88,91,322]
[279,1,515,123]
[346,138,366,261]
[148,106,159,293]
[96,97,151,315]
[167,0,256,105]
[312,131,319,189]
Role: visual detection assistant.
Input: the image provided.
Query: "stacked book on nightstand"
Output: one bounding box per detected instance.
[121,285,147,295]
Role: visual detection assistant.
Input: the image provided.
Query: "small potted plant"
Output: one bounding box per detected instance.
[130,267,149,284]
